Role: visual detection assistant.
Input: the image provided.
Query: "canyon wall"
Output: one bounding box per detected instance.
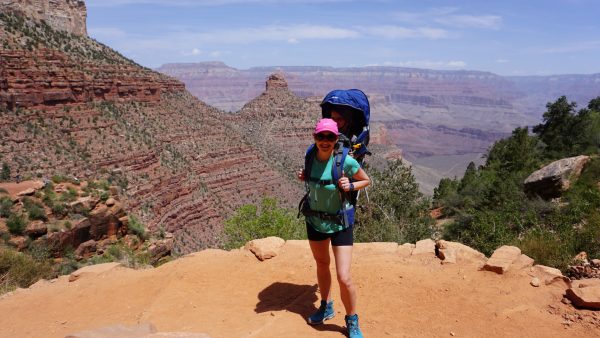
[0,0,87,36]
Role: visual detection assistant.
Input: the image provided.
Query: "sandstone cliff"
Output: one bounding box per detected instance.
[0,0,87,36]
[0,7,307,253]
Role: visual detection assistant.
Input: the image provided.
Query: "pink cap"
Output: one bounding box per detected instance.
[314,118,339,135]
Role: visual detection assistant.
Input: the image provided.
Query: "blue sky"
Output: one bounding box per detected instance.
[86,0,600,75]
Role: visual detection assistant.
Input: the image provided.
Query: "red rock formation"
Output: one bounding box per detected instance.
[0,48,185,110]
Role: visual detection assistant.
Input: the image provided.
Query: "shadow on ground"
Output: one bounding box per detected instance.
[256,282,346,334]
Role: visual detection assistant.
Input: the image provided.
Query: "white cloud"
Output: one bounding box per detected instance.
[370,60,467,69]
[361,26,450,40]
[182,48,203,56]
[435,15,502,30]
[187,24,360,44]
[393,8,502,30]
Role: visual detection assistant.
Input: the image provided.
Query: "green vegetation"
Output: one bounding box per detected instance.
[1,163,10,181]
[128,215,146,240]
[222,197,306,250]
[0,249,53,294]
[0,196,13,218]
[434,96,600,270]
[356,160,434,243]
[6,214,26,235]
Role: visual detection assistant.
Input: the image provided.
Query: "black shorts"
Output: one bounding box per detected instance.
[306,223,353,246]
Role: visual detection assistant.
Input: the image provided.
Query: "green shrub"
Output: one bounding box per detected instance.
[51,202,68,218]
[0,249,53,294]
[518,228,572,269]
[6,214,26,234]
[128,215,146,239]
[222,197,306,250]
[23,197,47,221]
[355,160,434,244]
[0,196,13,218]
[0,187,8,194]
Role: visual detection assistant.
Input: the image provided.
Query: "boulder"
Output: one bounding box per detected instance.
[16,188,35,196]
[510,254,535,271]
[8,236,27,251]
[436,240,486,264]
[412,239,436,255]
[524,155,590,199]
[25,220,47,238]
[483,246,521,274]
[566,279,600,309]
[245,237,285,261]
[75,239,97,259]
[148,238,174,264]
[530,265,569,287]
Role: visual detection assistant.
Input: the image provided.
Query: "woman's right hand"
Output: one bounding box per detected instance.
[297,169,305,181]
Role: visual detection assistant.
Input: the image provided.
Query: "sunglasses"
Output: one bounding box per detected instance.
[314,133,338,142]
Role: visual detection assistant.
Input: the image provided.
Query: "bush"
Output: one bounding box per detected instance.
[222,197,306,250]
[355,160,434,244]
[0,196,13,218]
[23,197,47,221]
[6,214,26,234]
[128,215,146,239]
[0,249,53,294]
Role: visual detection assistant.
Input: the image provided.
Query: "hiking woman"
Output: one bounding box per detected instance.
[297,118,370,338]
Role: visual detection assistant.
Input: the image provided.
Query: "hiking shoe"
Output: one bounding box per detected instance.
[307,300,334,325]
[345,314,364,338]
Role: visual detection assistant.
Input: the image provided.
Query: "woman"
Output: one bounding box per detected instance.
[297,118,370,338]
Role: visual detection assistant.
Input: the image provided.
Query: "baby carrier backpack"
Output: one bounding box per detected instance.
[299,89,371,228]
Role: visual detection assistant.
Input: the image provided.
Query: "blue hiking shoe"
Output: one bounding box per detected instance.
[345,314,364,338]
[307,300,334,325]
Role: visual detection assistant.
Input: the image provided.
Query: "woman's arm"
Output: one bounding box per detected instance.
[338,168,370,192]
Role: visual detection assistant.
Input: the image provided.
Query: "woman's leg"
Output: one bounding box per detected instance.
[332,245,356,315]
[309,239,332,301]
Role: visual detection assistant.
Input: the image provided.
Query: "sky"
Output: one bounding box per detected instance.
[86,0,600,75]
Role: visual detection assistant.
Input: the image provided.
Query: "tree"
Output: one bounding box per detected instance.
[532,96,577,158]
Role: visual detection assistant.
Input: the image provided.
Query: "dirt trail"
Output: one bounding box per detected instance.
[0,241,598,337]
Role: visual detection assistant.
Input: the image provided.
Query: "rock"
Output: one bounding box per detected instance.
[105,197,116,206]
[530,278,540,287]
[483,246,521,274]
[8,236,27,251]
[436,240,486,264]
[592,259,600,266]
[412,239,436,255]
[566,279,600,309]
[69,262,121,282]
[16,188,35,196]
[119,216,129,227]
[573,251,588,264]
[245,237,285,261]
[123,234,141,250]
[109,186,119,196]
[524,155,590,199]
[148,238,174,264]
[439,247,457,264]
[530,265,569,287]
[510,254,535,271]
[25,220,47,238]
[74,239,97,259]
